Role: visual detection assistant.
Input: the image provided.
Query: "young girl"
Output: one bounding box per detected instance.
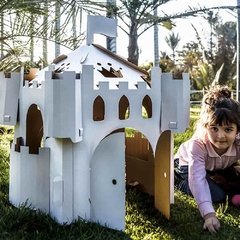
[174,85,240,234]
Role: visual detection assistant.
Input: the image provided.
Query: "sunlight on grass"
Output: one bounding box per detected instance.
[0,124,240,239]
[190,106,201,119]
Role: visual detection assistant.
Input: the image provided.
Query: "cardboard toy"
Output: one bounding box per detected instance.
[0,15,190,231]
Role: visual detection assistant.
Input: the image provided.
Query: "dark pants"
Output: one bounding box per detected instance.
[174,159,240,202]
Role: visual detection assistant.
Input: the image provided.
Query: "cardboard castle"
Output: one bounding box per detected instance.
[0,16,190,230]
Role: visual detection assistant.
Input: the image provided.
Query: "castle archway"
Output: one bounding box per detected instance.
[142,95,152,118]
[26,104,43,154]
[90,132,125,230]
[89,128,154,230]
[119,95,130,120]
[93,96,105,121]
[125,128,154,195]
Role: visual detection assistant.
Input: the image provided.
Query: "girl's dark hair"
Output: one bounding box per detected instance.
[199,85,240,131]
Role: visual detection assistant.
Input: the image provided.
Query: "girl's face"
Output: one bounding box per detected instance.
[206,123,238,155]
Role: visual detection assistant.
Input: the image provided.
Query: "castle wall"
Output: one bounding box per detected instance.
[45,138,74,223]
[0,72,21,125]
[9,145,50,212]
[80,65,162,153]
[13,80,45,145]
[161,72,190,133]
[5,59,189,230]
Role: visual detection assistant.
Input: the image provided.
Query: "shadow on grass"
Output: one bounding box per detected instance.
[125,188,240,240]
[0,186,239,240]
[0,189,131,240]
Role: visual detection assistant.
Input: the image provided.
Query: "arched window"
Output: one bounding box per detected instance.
[119,95,130,120]
[93,96,105,121]
[142,95,152,118]
[26,104,43,154]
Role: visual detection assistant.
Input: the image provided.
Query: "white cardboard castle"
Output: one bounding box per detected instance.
[0,16,190,231]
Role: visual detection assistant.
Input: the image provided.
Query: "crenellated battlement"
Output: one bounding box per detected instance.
[23,80,43,89]
[95,80,151,91]
[46,70,80,81]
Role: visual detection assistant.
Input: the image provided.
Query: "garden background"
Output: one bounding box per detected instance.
[1,1,240,239]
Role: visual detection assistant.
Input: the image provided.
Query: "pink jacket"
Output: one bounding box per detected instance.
[176,135,240,217]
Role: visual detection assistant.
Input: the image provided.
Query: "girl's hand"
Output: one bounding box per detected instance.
[203,215,220,234]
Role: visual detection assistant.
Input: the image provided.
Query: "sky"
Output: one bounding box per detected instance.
[93,0,237,65]
[54,0,237,65]
[119,0,237,64]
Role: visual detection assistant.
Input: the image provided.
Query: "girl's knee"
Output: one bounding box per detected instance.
[211,190,226,203]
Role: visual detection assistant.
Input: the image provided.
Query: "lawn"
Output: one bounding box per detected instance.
[0,121,240,239]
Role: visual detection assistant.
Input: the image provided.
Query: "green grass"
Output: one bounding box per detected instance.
[1,124,240,239]
[0,187,240,240]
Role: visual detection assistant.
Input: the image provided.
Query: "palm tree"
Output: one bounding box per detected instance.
[112,0,172,65]
[0,0,116,72]
[203,10,219,62]
[0,0,98,65]
[95,0,237,66]
[0,0,47,70]
[1,0,237,69]
[165,32,180,63]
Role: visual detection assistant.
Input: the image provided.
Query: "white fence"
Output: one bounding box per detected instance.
[190,90,204,106]
[190,89,237,107]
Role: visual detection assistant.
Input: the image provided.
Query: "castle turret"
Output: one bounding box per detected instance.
[0,72,21,125]
[44,71,83,143]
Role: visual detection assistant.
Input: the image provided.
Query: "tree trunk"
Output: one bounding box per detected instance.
[237,0,240,101]
[153,0,159,66]
[55,0,61,57]
[43,0,48,65]
[0,12,3,58]
[72,1,77,49]
[30,13,34,62]
[128,23,139,66]
[106,0,116,53]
